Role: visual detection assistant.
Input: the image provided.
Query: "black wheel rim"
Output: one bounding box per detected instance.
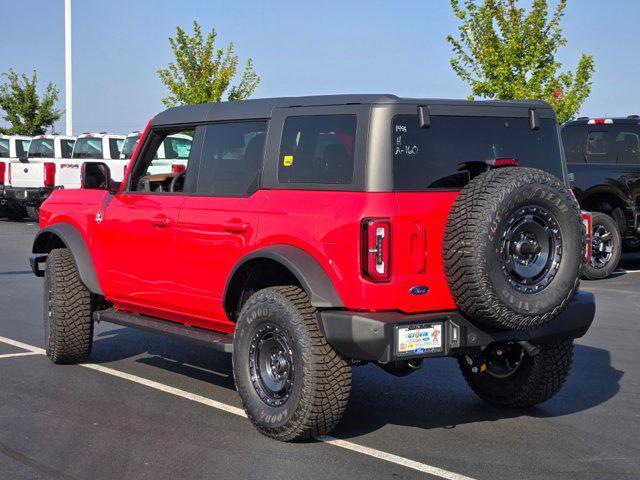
[249,323,295,407]
[590,223,614,269]
[484,343,525,379]
[500,205,562,293]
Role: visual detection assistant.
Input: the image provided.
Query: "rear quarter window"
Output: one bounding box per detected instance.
[0,139,8,158]
[278,115,356,185]
[392,115,564,190]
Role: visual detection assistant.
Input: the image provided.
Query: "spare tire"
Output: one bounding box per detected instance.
[443,167,584,330]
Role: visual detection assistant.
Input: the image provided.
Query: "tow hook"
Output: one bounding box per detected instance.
[517,341,540,356]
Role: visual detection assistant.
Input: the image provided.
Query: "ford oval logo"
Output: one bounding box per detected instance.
[24,168,28,173]
[409,285,429,295]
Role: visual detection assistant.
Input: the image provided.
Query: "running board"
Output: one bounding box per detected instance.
[93,308,233,353]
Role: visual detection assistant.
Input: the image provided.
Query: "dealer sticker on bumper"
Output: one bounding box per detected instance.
[396,323,443,356]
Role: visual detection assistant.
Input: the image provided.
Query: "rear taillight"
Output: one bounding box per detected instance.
[0,163,5,184]
[172,164,186,174]
[44,162,56,186]
[361,218,391,282]
[580,210,592,264]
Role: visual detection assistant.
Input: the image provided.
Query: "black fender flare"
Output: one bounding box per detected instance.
[223,245,344,316]
[32,223,104,295]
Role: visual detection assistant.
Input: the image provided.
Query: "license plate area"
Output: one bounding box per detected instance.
[394,322,444,358]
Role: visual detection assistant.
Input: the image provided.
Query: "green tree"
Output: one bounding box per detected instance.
[447,0,595,122]
[0,69,62,135]
[158,21,260,108]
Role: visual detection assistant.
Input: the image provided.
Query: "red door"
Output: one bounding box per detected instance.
[175,193,267,331]
[93,193,186,315]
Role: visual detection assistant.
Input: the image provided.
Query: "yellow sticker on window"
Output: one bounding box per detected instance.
[283,155,294,167]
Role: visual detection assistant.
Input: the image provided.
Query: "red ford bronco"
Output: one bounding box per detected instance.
[30,95,595,441]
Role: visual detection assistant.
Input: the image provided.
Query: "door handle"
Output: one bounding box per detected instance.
[223,221,250,233]
[151,216,172,227]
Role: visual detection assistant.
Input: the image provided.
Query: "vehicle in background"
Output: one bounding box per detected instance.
[116,131,192,177]
[562,116,640,278]
[0,135,32,219]
[3,135,75,221]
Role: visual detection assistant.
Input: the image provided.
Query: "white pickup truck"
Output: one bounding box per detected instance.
[3,134,77,220]
[0,135,32,219]
[4,133,127,220]
[117,131,192,175]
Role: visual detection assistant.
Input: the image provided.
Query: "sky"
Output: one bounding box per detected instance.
[1,0,639,135]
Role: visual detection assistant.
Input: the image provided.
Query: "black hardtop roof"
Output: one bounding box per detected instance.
[564,115,640,126]
[151,94,554,126]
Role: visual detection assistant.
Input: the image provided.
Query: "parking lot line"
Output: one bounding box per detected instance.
[0,334,476,480]
[0,351,41,359]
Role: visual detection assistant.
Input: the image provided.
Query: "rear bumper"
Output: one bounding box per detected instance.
[3,187,54,205]
[318,291,595,363]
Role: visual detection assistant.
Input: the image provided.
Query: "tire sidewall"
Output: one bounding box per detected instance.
[483,180,583,317]
[232,294,306,431]
[583,212,621,279]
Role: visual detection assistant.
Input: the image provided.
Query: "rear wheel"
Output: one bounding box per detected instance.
[232,285,351,441]
[582,212,621,280]
[458,340,573,407]
[44,248,94,364]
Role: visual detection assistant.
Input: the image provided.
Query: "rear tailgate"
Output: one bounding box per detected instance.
[390,108,565,314]
[9,160,45,188]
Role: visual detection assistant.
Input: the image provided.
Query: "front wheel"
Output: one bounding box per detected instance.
[232,286,351,441]
[582,212,621,280]
[458,340,573,407]
[44,248,94,364]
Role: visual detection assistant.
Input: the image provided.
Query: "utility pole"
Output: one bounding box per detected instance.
[65,0,72,136]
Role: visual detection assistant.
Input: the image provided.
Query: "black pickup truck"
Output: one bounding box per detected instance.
[562,116,640,278]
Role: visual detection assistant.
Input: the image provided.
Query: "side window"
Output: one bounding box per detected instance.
[196,121,267,196]
[109,138,124,159]
[614,130,640,164]
[61,140,75,158]
[129,128,196,193]
[0,139,8,158]
[561,126,586,163]
[278,115,356,185]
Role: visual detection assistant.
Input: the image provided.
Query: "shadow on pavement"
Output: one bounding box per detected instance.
[89,327,622,437]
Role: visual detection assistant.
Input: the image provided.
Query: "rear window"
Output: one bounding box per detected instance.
[109,138,124,159]
[562,124,640,165]
[278,115,356,185]
[61,139,75,158]
[392,115,564,190]
[163,135,192,159]
[121,135,140,159]
[28,138,55,158]
[17,139,30,157]
[0,139,8,158]
[73,137,103,159]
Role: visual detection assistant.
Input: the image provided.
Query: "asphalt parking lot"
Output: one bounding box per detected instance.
[0,219,638,480]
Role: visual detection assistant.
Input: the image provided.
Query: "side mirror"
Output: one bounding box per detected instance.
[81,162,120,193]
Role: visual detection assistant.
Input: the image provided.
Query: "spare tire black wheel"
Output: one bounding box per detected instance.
[444,167,584,330]
[582,212,621,280]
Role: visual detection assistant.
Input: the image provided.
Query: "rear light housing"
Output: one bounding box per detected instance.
[361,218,391,282]
[588,118,613,125]
[0,162,5,184]
[44,162,56,186]
[487,157,519,167]
[172,164,186,174]
[580,210,592,264]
